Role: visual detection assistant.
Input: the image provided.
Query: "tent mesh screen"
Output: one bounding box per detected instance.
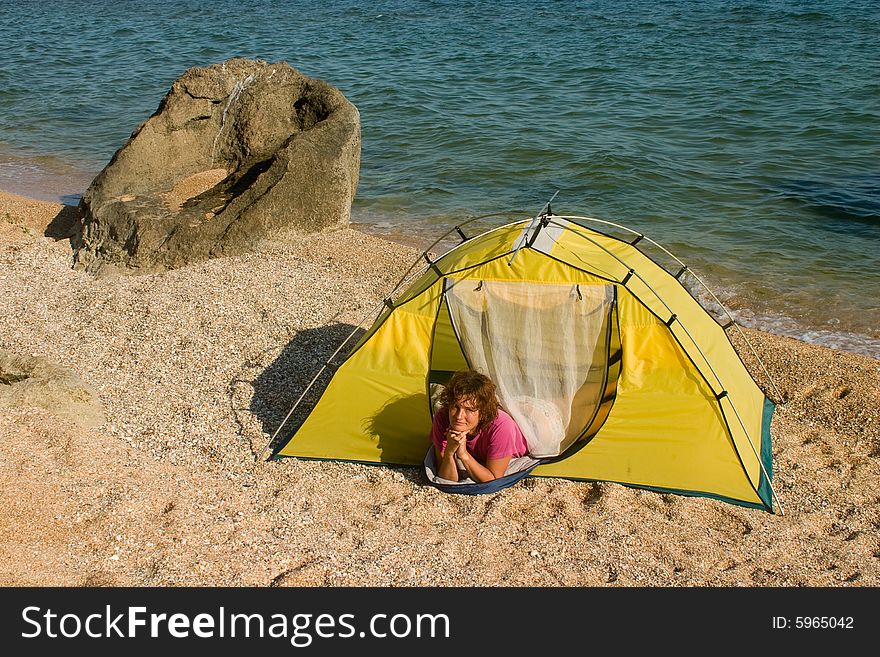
[445,279,615,457]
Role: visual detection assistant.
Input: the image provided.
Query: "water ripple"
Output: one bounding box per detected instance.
[0,0,878,354]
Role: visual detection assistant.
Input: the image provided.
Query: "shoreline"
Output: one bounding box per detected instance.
[1,187,878,586]
[2,178,878,361]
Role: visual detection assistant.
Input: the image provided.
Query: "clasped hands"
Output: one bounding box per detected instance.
[444,429,470,460]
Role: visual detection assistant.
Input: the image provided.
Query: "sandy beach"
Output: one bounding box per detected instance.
[1,188,878,587]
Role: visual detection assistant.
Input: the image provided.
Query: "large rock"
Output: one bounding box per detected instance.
[73,59,360,274]
[0,351,105,429]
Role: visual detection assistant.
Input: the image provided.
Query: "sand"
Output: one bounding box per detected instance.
[0,189,877,587]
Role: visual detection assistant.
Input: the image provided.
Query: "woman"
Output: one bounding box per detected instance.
[431,369,529,482]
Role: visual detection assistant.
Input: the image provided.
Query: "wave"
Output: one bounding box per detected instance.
[775,177,880,226]
[729,307,880,360]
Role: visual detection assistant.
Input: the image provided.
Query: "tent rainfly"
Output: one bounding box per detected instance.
[271,210,781,513]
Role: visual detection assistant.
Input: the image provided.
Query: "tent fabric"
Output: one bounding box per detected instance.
[445,278,615,457]
[273,215,775,512]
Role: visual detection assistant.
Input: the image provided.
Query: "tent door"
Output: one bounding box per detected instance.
[443,278,618,458]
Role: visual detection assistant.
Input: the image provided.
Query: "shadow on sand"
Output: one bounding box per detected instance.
[249,324,429,486]
[44,204,82,242]
[251,323,365,456]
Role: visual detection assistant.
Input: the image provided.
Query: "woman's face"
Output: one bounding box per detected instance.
[449,396,481,435]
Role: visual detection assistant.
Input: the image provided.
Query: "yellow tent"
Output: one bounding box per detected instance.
[272,212,779,512]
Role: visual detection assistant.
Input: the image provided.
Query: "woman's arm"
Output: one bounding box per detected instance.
[436,431,467,482]
[456,442,511,482]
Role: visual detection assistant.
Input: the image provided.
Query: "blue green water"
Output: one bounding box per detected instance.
[1,0,878,357]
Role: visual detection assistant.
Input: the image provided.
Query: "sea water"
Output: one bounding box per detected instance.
[0,0,878,357]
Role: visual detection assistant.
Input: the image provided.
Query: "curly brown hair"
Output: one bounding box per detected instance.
[439,369,500,431]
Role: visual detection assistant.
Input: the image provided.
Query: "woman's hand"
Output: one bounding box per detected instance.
[437,430,468,482]
[445,430,468,459]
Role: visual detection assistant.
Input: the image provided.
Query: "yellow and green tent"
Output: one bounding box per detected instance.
[272,212,779,513]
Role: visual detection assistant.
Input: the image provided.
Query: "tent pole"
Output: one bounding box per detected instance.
[508,191,559,267]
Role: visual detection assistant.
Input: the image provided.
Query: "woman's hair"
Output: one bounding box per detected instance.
[439,369,499,431]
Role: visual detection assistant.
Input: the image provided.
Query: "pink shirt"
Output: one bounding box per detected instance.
[430,408,529,464]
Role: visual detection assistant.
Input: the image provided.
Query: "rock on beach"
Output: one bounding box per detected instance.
[0,350,105,429]
[73,58,361,275]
